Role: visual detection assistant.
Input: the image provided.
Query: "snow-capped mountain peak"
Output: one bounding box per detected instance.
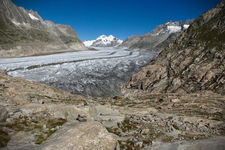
[84,35,123,47]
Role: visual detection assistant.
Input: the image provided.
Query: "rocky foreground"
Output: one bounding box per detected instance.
[0,70,225,150]
[0,70,118,149]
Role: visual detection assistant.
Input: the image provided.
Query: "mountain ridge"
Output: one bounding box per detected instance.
[0,0,86,57]
[122,0,225,95]
[119,19,194,51]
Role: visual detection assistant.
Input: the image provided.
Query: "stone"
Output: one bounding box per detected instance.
[76,114,87,122]
[141,128,150,135]
[0,105,8,122]
[171,99,181,103]
[40,121,118,150]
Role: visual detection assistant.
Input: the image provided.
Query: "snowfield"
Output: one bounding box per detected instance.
[0,48,156,97]
[28,13,39,20]
[167,25,182,33]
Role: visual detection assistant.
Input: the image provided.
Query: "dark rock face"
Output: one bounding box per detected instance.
[119,20,193,51]
[0,0,86,57]
[123,0,225,95]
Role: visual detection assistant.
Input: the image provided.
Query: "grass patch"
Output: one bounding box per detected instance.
[3,112,66,145]
[177,133,206,141]
[120,118,137,132]
[161,135,174,143]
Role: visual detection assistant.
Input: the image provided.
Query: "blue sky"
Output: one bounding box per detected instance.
[12,0,220,41]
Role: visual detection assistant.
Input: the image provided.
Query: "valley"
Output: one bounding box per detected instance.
[0,48,156,97]
[0,0,224,149]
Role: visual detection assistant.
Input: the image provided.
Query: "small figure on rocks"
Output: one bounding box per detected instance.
[159,98,164,103]
[76,114,87,122]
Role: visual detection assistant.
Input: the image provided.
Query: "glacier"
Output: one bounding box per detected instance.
[0,48,156,97]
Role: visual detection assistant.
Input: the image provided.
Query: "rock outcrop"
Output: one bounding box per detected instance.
[40,121,118,150]
[123,0,225,95]
[119,20,193,51]
[0,0,86,57]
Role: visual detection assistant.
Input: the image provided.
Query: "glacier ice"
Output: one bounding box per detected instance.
[0,48,156,97]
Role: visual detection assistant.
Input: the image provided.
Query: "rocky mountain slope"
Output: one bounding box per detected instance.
[83,35,123,47]
[119,20,193,51]
[123,0,225,95]
[0,0,86,57]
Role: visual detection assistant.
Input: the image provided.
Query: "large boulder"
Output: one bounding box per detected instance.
[40,121,118,150]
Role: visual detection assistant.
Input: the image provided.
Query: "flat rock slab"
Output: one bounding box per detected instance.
[39,121,118,150]
[89,105,125,127]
